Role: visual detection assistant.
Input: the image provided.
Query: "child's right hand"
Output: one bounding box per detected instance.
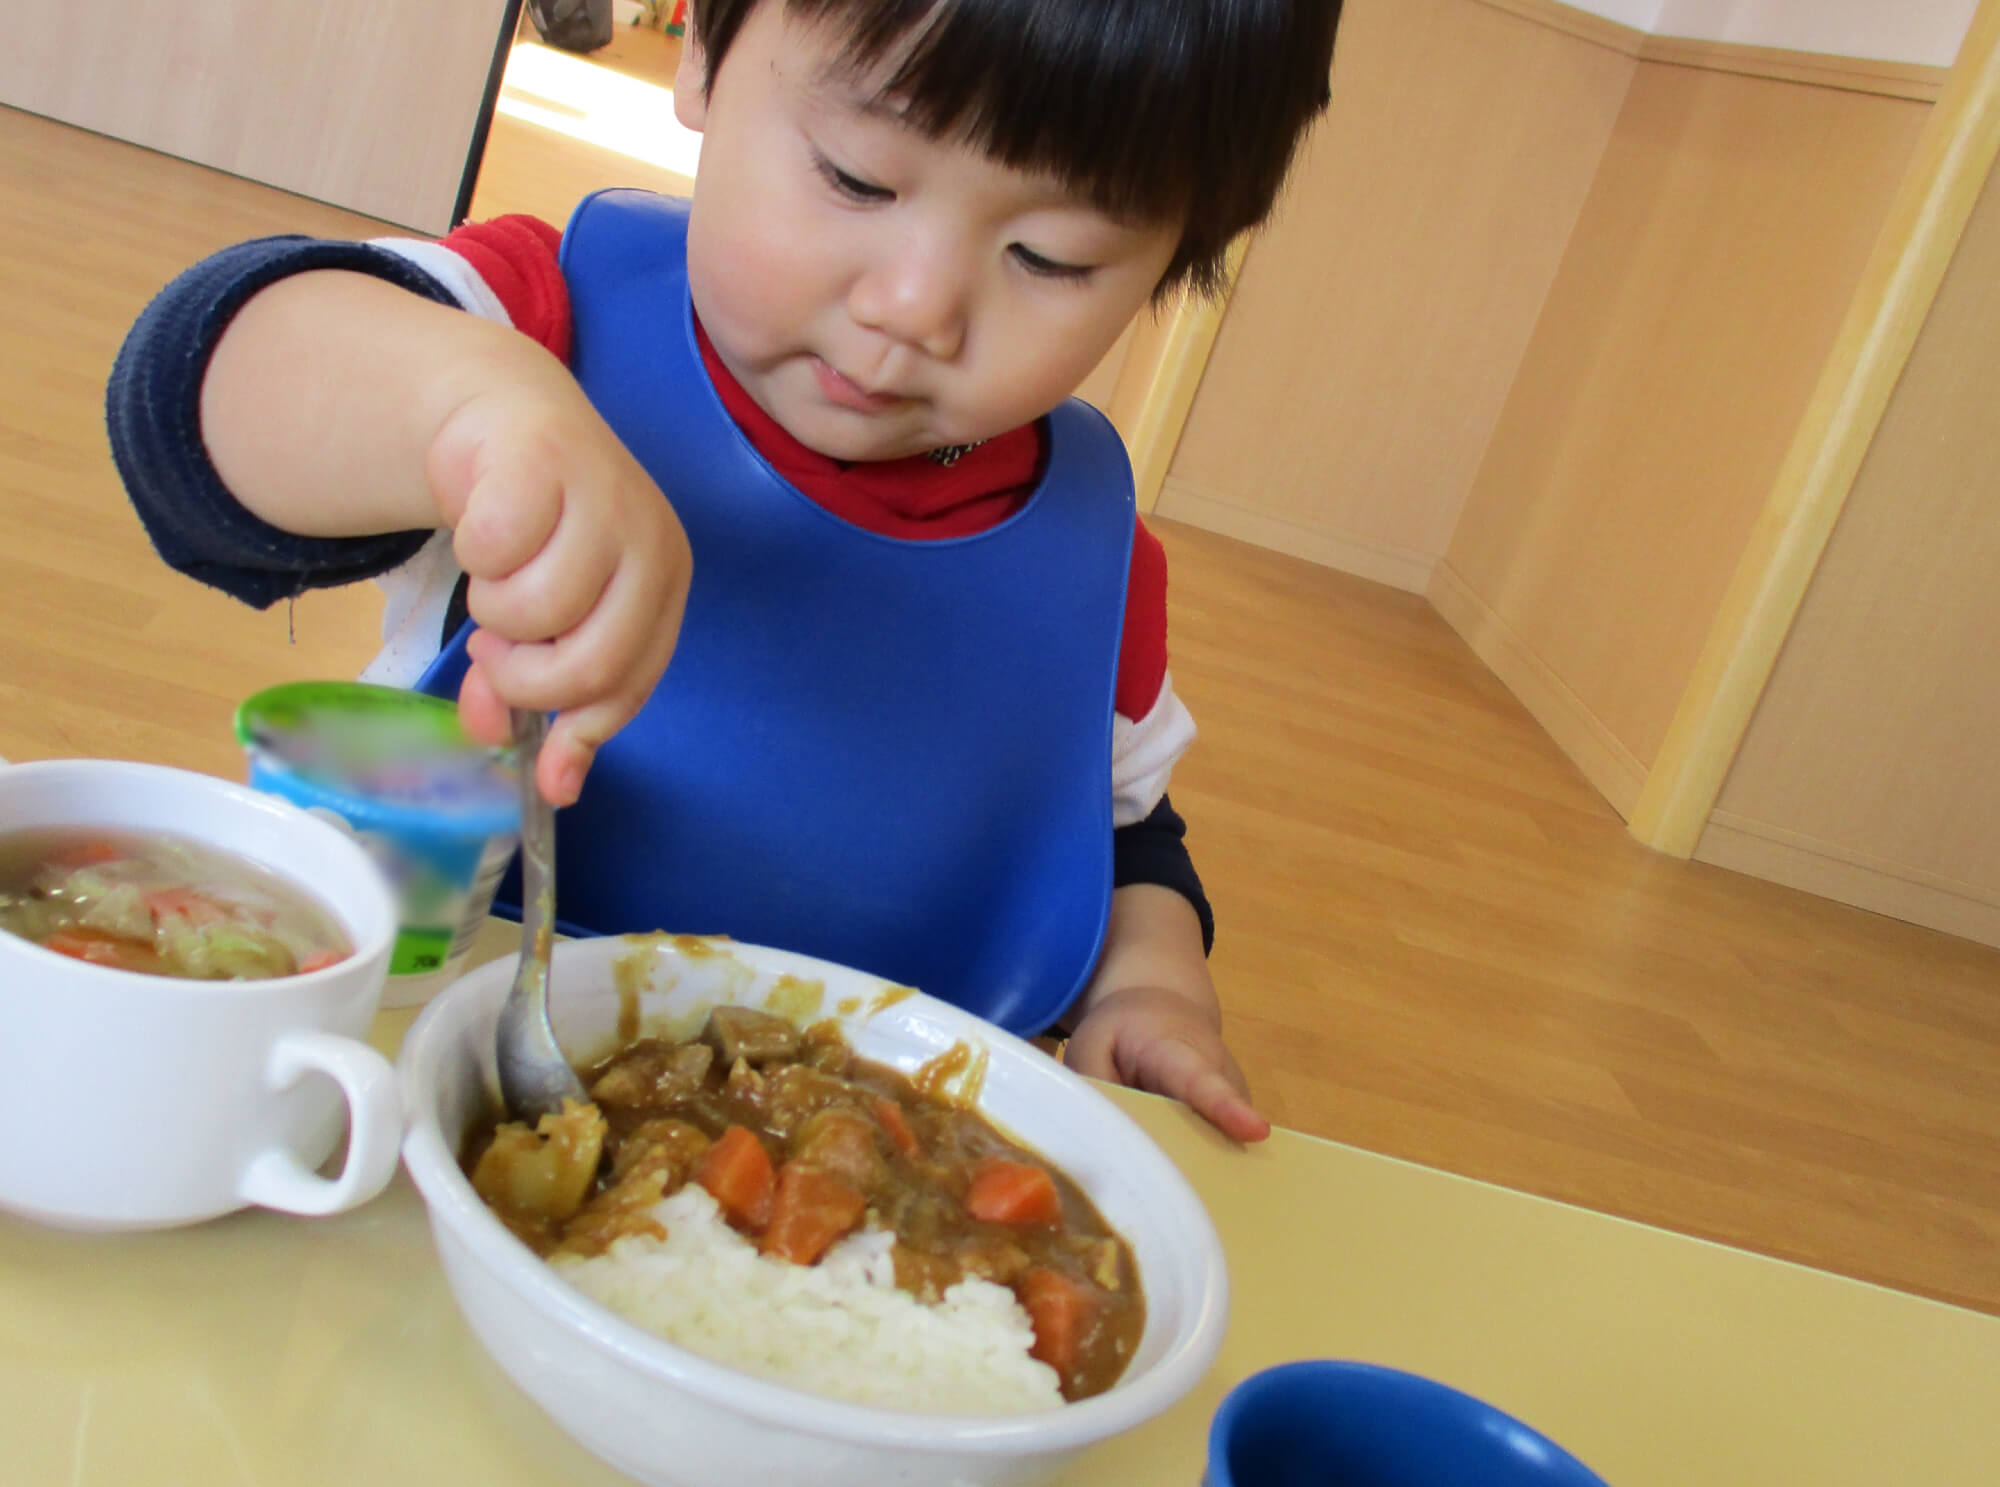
[195,269,689,807]
[424,374,692,807]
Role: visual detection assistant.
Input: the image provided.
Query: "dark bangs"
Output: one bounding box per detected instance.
[690,0,1342,297]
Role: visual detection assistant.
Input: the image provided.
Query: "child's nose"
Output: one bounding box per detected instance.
[848,240,970,361]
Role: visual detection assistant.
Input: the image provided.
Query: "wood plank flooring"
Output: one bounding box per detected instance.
[469,30,691,222]
[3,98,1996,1318]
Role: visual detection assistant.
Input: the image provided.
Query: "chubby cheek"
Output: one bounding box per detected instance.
[687,224,785,365]
[966,328,1124,434]
[685,191,830,370]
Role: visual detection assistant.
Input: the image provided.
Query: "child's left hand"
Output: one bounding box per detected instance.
[1059,883,1272,1144]
[1065,985,1272,1144]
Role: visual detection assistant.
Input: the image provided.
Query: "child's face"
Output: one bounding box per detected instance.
[674,4,1181,462]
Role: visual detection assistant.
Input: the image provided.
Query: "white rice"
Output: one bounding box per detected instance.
[552,1186,1065,1414]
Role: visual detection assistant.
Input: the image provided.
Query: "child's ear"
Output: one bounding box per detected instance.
[673,20,710,132]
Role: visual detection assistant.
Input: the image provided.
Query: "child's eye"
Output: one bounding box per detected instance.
[815,154,894,203]
[1009,244,1094,283]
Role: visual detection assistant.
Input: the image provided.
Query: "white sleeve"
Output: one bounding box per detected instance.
[1110,670,1196,828]
[357,530,465,688]
[366,238,516,326]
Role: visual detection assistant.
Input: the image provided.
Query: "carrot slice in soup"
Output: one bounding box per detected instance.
[964,1158,1063,1227]
[42,927,164,975]
[145,887,230,926]
[298,948,348,973]
[1018,1267,1099,1384]
[759,1163,865,1265]
[52,841,127,868]
[695,1125,775,1229]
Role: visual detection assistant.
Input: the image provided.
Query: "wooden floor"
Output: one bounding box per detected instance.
[3,94,1998,1318]
[470,28,692,223]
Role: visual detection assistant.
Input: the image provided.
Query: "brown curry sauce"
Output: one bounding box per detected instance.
[463,1006,1144,1402]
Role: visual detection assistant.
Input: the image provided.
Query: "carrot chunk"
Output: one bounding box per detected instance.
[871,1096,920,1158]
[963,1158,1062,1227]
[1018,1267,1100,1385]
[694,1125,775,1229]
[52,841,126,868]
[145,887,230,926]
[297,948,348,973]
[759,1162,865,1265]
[42,927,164,975]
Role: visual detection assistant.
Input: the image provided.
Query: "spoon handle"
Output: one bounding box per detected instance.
[497,708,587,1119]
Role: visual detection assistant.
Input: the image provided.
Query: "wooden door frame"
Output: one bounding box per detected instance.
[1106,242,1248,516]
[1628,0,2000,855]
[456,0,532,226]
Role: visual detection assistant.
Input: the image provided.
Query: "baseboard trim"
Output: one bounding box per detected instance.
[1469,0,1948,102]
[1470,0,1646,57]
[1639,37,1946,104]
[1697,813,2000,950]
[1425,560,1649,819]
[1154,479,1436,594]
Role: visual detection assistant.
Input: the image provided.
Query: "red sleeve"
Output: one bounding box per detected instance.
[1116,519,1170,721]
[436,215,572,362]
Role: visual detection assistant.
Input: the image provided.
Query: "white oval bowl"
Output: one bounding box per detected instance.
[399,933,1228,1487]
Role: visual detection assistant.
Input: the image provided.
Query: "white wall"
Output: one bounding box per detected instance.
[1563,0,1979,66]
[1570,0,1665,30]
[1655,0,1979,66]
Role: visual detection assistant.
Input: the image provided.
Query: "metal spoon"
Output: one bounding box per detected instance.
[496,708,588,1121]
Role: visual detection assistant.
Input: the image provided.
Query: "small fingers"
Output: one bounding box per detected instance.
[455,656,512,749]
[451,457,564,582]
[1185,1072,1272,1144]
[464,496,625,644]
[537,705,632,807]
[462,636,623,807]
[1131,1037,1271,1145]
[469,540,685,716]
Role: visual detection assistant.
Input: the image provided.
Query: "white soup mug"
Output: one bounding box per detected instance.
[0,759,401,1230]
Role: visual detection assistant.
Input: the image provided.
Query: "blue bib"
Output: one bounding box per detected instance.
[418,191,1134,1032]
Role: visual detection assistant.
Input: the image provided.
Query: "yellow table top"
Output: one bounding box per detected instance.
[4,980,1997,1485]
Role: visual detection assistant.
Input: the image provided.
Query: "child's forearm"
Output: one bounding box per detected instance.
[199,270,563,538]
[1070,883,1220,1028]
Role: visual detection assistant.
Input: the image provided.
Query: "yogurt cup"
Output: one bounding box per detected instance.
[236,682,521,1007]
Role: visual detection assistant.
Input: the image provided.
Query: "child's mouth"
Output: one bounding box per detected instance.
[812,359,911,414]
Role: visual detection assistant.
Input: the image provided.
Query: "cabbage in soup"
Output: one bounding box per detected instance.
[0,828,350,979]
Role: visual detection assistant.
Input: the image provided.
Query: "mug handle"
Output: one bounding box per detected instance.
[237,1030,402,1216]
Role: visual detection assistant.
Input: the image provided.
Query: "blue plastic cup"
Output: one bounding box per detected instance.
[1205,1361,1611,1487]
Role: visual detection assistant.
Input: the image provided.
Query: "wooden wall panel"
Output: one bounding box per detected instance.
[0,0,512,234]
[1156,0,1637,592]
[0,108,391,778]
[1697,163,2000,946]
[1434,63,1928,805]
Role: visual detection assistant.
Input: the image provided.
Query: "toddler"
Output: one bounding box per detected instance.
[108,0,1343,1142]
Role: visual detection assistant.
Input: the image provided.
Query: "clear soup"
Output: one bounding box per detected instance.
[0,827,351,979]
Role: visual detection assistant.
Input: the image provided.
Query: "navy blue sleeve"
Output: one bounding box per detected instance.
[1113,792,1215,954]
[104,237,466,610]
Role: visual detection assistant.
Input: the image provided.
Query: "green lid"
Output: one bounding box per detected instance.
[236,681,519,830]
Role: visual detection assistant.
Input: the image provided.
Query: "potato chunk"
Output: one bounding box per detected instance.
[470,1100,607,1235]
